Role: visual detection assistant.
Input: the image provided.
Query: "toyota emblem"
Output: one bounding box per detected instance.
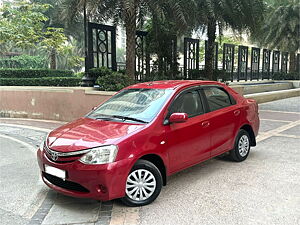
[50,151,58,161]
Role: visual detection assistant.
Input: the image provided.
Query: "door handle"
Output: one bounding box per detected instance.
[234,110,241,116]
[201,121,210,128]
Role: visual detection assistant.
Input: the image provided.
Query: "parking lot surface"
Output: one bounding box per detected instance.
[0,96,299,225]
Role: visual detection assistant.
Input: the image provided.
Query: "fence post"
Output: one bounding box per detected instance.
[223,43,235,82]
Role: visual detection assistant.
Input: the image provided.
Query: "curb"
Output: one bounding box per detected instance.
[245,88,300,104]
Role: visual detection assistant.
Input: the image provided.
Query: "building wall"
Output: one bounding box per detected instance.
[0,87,115,122]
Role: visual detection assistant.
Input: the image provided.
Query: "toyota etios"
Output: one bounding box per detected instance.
[37,80,259,206]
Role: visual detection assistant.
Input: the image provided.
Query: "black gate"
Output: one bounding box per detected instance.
[250,47,260,81]
[205,41,219,70]
[272,50,280,74]
[297,54,300,73]
[87,23,117,71]
[160,36,178,79]
[281,52,288,73]
[262,49,271,80]
[223,44,235,82]
[170,36,178,78]
[184,38,199,78]
[237,45,248,81]
[135,31,148,81]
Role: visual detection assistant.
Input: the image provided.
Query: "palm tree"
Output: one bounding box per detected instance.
[254,0,299,72]
[61,0,195,79]
[195,0,264,80]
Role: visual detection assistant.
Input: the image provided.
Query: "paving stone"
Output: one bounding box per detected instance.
[53,193,99,205]
[95,217,111,225]
[41,202,100,225]
[100,204,113,212]
[99,211,111,217]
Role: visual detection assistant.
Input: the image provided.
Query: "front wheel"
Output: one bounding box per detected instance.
[229,129,251,162]
[121,160,163,207]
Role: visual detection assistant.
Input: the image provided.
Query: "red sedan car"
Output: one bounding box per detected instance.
[37,80,259,206]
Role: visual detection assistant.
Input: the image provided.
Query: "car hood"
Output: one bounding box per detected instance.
[47,117,145,152]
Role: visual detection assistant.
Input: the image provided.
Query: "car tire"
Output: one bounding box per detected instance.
[229,129,251,162]
[121,159,163,207]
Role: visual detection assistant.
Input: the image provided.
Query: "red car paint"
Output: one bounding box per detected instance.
[37,80,259,201]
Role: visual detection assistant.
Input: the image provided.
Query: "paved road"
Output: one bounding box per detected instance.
[0,96,299,225]
[0,126,48,225]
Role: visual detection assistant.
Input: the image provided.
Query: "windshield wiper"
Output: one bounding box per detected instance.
[93,114,115,121]
[111,115,148,124]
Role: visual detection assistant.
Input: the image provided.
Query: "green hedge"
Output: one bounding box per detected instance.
[0,55,46,69]
[97,71,134,91]
[0,77,81,86]
[0,68,74,78]
[189,69,231,81]
[88,67,113,78]
[272,72,300,80]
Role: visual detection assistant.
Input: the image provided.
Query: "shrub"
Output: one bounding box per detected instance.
[97,72,134,91]
[75,72,85,79]
[118,69,126,75]
[142,71,168,81]
[188,69,231,82]
[88,67,113,79]
[0,77,81,86]
[0,68,74,78]
[0,55,46,69]
[272,72,300,80]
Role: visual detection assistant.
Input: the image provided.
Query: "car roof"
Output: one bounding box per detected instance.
[126,80,222,90]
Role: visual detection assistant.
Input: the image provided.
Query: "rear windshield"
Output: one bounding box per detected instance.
[87,88,173,123]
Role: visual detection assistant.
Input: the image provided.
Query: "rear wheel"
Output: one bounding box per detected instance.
[229,129,251,162]
[121,160,163,207]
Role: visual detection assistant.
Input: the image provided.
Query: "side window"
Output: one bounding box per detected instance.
[204,87,233,111]
[169,90,204,117]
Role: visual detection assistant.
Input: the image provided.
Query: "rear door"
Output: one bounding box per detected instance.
[201,86,241,157]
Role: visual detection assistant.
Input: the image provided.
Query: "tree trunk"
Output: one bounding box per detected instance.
[289,52,296,73]
[50,48,57,69]
[125,4,137,80]
[205,18,217,80]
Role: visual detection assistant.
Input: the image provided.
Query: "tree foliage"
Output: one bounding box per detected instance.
[193,0,264,80]
[252,0,300,72]
[0,0,85,70]
[254,0,299,53]
[62,0,197,78]
[0,0,67,51]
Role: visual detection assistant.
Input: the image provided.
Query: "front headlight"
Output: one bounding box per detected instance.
[39,140,45,151]
[39,133,49,151]
[79,145,118,165]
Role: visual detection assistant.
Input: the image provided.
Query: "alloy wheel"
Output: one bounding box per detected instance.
[238,135,250,157]
[125,169,156,201]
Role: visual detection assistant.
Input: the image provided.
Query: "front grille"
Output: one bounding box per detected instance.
[45,152,83,163]
[43,172,89,193]
[43,145,89,164]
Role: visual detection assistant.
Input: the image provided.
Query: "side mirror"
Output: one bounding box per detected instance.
[169,113,188,124]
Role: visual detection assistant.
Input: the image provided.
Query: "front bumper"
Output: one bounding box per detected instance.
[37,148,132,201]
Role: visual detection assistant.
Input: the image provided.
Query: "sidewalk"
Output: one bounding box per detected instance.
[0,118,66,131]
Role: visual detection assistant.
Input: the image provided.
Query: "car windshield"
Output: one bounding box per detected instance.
[87,88,173,123]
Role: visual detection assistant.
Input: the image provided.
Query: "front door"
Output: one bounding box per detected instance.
[164,89,211,174]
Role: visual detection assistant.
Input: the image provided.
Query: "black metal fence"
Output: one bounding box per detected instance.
[85,23,300,85]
